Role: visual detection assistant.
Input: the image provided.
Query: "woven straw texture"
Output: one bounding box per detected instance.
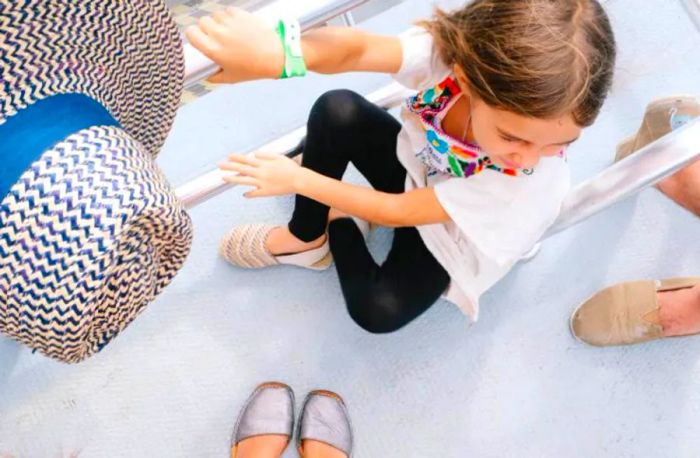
[0,0,184,156]
[0,1,190,362]
[0,126,193,363]
[220,224,279,269]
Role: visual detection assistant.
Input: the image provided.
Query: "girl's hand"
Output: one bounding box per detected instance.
[185,7,284,84]
[219,152,303,198]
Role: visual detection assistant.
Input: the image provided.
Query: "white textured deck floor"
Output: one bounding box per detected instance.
[1,0,699,456]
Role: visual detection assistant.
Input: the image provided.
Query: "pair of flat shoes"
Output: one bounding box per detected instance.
[231,382,353,457]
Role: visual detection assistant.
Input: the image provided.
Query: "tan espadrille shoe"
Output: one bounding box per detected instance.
[616,96,700,162]
[570,277,700,347]
[219,224,332,271]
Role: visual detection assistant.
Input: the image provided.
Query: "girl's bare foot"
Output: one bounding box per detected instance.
[265,226,326,256]
[657,284,700,337]
[300,440,348,458]
[657,158,700,217]
[234,434,288,458]
[265,209,351,256]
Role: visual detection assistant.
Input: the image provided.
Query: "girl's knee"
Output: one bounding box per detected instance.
[346,287,412,334]
[309,89,365,131]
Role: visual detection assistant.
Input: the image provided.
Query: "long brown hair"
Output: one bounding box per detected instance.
[419,0,616,127]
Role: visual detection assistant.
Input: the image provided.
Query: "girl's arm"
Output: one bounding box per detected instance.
[185,7,403,84]
[294,166,450,227]
[221,153,450,227]
[301,27,403,75]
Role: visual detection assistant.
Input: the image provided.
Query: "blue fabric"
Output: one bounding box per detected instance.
[0,93,120,200]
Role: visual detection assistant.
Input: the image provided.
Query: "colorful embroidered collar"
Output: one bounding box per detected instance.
[407,75,534,178]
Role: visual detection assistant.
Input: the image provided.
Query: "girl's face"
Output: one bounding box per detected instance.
[455,67,583,170]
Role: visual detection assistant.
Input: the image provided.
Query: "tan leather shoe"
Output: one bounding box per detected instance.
[616,96,700,162]
[570,277,700,346]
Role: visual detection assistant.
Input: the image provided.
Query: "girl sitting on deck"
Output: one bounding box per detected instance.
[187,0,617,334]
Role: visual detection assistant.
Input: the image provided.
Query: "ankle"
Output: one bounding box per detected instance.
[235,435,288,458]
[266,226,326,256]
[299,440,347,458]
[658,287,700,337]
[657,160,700,217]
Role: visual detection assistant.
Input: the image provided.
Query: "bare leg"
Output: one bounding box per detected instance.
[300,440,348,458]
[651,158,700,336]
[265,208,350,255]
[265,226,326,256]
[233,435,288,458]
[657,158,700,217]
[657,284,700,337]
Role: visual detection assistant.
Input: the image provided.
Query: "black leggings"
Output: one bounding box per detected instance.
[288,90,450,334]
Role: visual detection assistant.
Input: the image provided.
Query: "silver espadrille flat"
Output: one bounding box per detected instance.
[297,390,353,457]
[231,382,295,457]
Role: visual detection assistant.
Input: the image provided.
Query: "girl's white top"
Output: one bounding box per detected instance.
[392,28,571,319]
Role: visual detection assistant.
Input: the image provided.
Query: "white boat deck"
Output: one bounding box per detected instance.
[1,0,699,456]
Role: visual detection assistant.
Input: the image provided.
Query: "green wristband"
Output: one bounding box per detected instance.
[275,18,307,79]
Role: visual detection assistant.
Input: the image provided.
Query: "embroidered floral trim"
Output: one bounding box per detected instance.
[407,75,541,178]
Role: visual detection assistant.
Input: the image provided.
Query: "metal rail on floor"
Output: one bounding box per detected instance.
[175,83,412,208]
[682,0,700,31]
[176,0,700,242]
[176,78,700,238]
[544,0,700,236]
[545,119,700,237]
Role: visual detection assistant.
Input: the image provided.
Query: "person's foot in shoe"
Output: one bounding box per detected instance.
[300,439,348,458]
[657,283,700,337]
[657,158,700,217]
[265,208,359,256]
[265,226,327,256]
[234,435,289,458]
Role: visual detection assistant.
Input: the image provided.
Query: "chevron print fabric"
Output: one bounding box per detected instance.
[0,0,184,156]
[0,126,193,363]
[0,0,191,362]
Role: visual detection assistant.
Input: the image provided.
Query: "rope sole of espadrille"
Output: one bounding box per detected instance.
[219,224,332,271]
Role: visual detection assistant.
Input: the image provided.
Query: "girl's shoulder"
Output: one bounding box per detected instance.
[392,27,452,91]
